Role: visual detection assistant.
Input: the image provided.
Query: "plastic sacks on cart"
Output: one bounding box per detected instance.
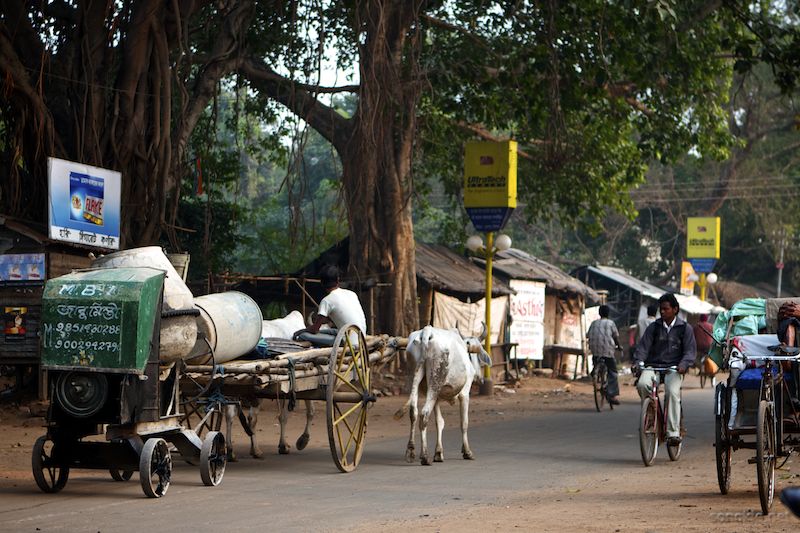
[708,298,767,367]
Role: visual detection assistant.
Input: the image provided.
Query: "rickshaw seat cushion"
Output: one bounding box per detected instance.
[735,366,794,390]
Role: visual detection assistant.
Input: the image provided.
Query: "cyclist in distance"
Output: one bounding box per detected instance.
[633,293,696,447]
[587,304,622,405]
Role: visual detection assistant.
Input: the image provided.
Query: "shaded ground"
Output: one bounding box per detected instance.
[2,372,799,532]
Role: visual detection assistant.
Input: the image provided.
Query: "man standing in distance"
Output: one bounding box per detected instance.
[633,293,696,447]
[638,304,658,342]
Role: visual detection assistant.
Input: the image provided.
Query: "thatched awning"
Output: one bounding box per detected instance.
[415,242,513,299]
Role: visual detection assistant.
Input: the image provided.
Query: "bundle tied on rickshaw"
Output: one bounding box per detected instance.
[708,297,766,370]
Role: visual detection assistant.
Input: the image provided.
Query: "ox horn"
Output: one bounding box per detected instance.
[478,322,487,342]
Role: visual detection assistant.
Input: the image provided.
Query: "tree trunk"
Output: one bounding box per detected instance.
[0,1,251,249]
[337,1,421,336]
[241,1,424,336]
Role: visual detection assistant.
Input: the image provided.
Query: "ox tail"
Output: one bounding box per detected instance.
[393,398,412,420]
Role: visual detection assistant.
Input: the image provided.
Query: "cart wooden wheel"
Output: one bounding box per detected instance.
[200,431,227,487]
[326,324,375,473]
[756,399,776,514]
[32,436,69,493]
[109,469,134,481]
[139,438,172,498]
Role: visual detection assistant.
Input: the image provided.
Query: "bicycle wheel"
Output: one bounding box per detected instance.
[639,397,658,466]
[593,363,606,412]
[756,399,776,514]
[667,405,684,461]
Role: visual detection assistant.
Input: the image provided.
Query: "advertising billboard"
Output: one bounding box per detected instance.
[687,217,720,259]
[463,140,517,231]
[48,157,121,249]
[508,280,546,360]
[0,253,45,282]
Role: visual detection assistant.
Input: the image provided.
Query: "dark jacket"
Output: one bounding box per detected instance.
[633,316,696,371]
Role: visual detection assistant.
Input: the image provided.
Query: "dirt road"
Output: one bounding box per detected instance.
[0,374,797,532]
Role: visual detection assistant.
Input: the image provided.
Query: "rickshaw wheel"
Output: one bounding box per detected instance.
[714,385,732,494]
[756,399,776,515]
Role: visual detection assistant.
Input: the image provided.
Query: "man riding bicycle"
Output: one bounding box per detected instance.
[633,293,696,447]
[587,304,622,405]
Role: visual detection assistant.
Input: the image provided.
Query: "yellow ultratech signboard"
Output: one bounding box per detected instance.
[687,217,721,259]
[463,141,517,208]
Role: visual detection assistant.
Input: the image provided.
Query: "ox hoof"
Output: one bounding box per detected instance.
[296,433,310,451]
[462,451,475,460]
[227,450,238,463]
[434,451,444,462]
[251,448,264,459]
[278,444,290,455]
[404,448,416,463]
[420,455,432,466]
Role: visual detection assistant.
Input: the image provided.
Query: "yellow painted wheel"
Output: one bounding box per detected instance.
[326,324,373,472]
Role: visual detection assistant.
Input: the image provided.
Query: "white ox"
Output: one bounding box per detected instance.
[395,325,491,465]
[224,310,315,460]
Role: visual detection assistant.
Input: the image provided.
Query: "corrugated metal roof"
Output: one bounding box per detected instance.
[587,265,664,299]
[415,242,513,298]
[488,248,599,302]
[585,265,721,315]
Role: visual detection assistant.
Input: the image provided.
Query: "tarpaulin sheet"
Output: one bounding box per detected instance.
[708,298,766,367]
[432,291,507,344]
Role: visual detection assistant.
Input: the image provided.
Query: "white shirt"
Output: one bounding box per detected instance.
[318,287,367,334]
[663,316,676,334]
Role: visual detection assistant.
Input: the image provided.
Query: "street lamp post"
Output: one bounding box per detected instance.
[694,272,718,301]
[466,232,512,395]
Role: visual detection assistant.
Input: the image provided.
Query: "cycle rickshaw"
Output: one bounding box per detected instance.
[714,333,800,514]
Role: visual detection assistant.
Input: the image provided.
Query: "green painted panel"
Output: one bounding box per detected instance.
[41,267,165,373]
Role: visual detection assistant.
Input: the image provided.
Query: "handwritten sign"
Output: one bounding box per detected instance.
[42,285,125,366]
[41,268,164,372]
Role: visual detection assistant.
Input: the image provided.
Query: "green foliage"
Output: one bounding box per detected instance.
[416,1,740,232]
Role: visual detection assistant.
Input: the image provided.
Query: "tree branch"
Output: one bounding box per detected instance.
[240,57,352,149]
[453,120,542,160]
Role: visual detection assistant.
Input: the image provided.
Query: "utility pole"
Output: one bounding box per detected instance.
[775,227,789,298]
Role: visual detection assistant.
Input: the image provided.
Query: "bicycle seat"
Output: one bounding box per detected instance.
[767,344,800,356]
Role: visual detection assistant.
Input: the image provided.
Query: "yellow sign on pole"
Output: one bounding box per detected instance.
[463,141,517,209]
[687,217,721,259]
[680,261,696,296]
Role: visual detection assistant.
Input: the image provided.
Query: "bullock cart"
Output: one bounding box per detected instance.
[182,326,403,472]
[32,267,226,499]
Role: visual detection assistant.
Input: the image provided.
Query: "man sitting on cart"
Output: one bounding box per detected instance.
[633,293,696,447]
[293,265,367,346]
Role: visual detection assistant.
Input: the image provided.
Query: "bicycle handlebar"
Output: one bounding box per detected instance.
[641,365,679,372]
